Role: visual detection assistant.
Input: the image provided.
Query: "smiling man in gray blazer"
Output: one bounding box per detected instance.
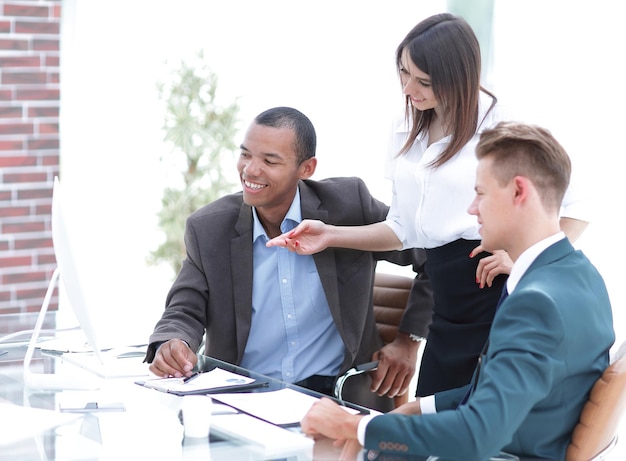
[144,106,432,412]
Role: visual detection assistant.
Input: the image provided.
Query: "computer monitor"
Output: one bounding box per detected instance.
[23,177,106,390]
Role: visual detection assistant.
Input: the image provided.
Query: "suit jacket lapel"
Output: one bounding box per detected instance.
[232,203,254,363]
[522,238,574,281]
[298,182,343,327]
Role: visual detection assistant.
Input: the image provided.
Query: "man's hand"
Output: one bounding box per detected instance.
[370,332,419,398]
[470,245,513,288]
[301,397,362,441]
[148,339,197,378]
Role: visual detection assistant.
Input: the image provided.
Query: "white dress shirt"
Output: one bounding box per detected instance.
[383,92,589,249]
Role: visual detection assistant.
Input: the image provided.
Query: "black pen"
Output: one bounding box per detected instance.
[183,372,201,383]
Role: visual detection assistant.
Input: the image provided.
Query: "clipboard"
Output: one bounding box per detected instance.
[135,367,268,396]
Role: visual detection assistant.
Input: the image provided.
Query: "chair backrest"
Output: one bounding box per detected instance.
[566,340,626,461]
[372,272,414,408]
[373,272,413,344]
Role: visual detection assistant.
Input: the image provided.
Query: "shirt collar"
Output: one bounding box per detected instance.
[507,231,566,293]
[252,187,302,242]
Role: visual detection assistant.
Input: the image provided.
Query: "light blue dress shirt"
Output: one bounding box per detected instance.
[239,188,345,383]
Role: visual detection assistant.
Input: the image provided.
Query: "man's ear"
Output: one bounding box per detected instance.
[512,176,531,205]
[299,157,317,179]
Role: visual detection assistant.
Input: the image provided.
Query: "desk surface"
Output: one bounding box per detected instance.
[0,347,345,460]
[0,313,556,461]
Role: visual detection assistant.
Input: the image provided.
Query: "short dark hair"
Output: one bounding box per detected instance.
[254,107,316,164]
[476,121,571,212]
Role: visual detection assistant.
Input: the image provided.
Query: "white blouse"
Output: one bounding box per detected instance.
[384,93,590,249]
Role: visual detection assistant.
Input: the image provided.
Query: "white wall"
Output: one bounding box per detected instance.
[58,0,445,344]
[60,0,624,354]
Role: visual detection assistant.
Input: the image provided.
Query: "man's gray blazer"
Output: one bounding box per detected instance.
[146,177,430,409]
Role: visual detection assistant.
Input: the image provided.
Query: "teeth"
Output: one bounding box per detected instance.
[244,180,265,190]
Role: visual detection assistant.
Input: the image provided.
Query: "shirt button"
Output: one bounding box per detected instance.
[282,278,288,284]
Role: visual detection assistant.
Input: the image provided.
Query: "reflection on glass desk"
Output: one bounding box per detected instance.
[0,336,360,461]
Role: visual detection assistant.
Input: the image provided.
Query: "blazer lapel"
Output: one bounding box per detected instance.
[232,203,254,363]
[523,238,574,279]
[298,182,342,326]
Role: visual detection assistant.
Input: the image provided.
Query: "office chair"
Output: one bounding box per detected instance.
[566,339,626,461]
[335,272,415,409]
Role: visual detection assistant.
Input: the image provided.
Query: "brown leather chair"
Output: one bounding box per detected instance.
[566,340,626,461]
[372,272,415,407]
[334,272,415,409]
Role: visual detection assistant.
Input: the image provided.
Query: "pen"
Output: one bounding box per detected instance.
[183,372,201,383]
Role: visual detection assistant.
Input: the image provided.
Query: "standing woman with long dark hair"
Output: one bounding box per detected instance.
[268,13,590,397]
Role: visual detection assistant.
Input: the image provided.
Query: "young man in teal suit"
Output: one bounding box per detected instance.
[299,121,615,461]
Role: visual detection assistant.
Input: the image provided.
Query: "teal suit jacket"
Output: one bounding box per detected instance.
[365,238,614,461]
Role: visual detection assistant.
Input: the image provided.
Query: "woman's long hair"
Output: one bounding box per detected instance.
[396,13,496,168]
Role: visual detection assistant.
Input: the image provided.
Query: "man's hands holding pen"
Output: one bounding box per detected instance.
[149,338,198,378]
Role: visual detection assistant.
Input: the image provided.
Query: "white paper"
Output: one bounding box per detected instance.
[138,367,255,394]
[212,388,358,426]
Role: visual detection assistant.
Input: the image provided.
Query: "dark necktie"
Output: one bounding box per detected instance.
[459,284,509,406]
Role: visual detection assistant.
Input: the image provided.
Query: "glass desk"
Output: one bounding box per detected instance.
[0,319,357,461]
[0,314,556,461]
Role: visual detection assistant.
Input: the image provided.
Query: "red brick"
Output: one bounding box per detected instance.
[0,154,36,166]
[4,271,49,285]
[35,202,53,216]
[39,122,58,134]
[16,88,60,101]
[45,55,59,67]
[0,205,31,218]
[0,255,32,268]
[4,4,50,18]
[0,21,10,33]
[0,290,11,303]
[17,187,53,200]
[0,190,11,200]
[48,71,59,84]
[0,106,23,118]
[0,56,41,68]
[2,221,46,233]
[15,20,60,35]
[0,89,13,100]
[3,171,49,183]
[0,122,34,135]
[36,255,56,267]
[14,237,53,251]
[28,106,59,118]
[27,138,59,150]
[0,39,29,51]
[2,71,47,85]
[41,154,59,166]
[33,39,59,52]
[16,286,50,300]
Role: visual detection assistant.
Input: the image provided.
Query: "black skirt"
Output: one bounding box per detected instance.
[416,239,507,396]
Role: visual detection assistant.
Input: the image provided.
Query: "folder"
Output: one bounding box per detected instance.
[135,367,268,396]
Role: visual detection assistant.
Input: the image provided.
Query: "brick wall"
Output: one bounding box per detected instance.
[0,1,61,314]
